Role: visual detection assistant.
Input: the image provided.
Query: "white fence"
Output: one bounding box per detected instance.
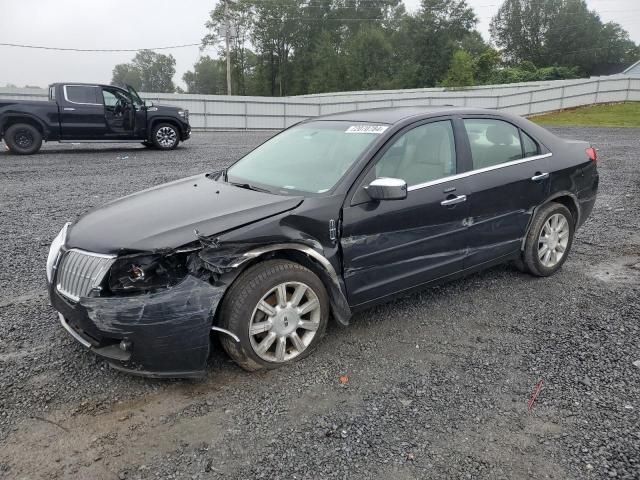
[1,74,638,131]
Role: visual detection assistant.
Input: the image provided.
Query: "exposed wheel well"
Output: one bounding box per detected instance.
[212,249,343,327]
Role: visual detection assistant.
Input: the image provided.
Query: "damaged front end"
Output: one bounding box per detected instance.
[48,226,351,378]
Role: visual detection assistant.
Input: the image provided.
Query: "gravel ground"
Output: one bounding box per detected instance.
[0,128,638,480]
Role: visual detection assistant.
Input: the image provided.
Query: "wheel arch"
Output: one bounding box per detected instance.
[211,243,351,328]
[148,117,182,140]
[521,192,580,251]
[0,114,48,140]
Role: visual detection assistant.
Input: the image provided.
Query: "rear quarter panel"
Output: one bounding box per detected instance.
[548,139,599,227]
[0,100,60,140]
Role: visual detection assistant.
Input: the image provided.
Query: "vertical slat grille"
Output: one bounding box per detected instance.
[56,250,115,301]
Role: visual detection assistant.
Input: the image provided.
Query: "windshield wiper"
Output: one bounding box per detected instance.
[228,181,271,193]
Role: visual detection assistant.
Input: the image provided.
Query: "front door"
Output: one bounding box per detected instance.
[59,85,108,139]
[341,119,470,307]
[101,88,136,139]
[460,117,551,267]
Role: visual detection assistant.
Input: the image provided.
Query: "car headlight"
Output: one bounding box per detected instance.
[178,110,186,118]
[46,222,70,283]
[107,253,190,294]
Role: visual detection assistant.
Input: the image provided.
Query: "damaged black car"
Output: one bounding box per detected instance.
[47,107,599,378]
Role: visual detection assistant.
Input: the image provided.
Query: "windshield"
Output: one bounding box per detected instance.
[226,121,386,194]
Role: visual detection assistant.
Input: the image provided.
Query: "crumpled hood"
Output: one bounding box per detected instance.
[66,174,303,254]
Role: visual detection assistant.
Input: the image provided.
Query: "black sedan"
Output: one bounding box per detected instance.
[46,107,599,377]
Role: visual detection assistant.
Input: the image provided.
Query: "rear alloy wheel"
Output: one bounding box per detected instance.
[522,202,575,277]
[219,260,329,371]
[5,123,43,155]
[151,123,179,150]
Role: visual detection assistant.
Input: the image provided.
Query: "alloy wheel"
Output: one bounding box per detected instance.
[156,126,177,148]
[538,213,570,268]
[248,281,322,363]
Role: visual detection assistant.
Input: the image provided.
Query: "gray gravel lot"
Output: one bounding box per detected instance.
[0,128,638,480]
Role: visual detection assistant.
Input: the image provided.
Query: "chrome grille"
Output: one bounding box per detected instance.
[56,249,115,302]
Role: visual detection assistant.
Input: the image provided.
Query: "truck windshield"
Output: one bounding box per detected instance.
[226,121,386,194]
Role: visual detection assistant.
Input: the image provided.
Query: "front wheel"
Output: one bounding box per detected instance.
[219,260,330,371]
[151,123,180,150]
[522,202,575,277]
[4,123,43,155]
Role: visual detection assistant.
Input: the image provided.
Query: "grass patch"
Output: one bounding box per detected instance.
[530,102,640,128]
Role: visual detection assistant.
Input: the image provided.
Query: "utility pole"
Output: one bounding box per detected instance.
[225,0,232,95]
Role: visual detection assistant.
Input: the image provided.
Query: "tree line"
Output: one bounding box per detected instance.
[111,0,640,94]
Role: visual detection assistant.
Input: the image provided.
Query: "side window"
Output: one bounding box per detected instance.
[375,121,456,187]
[103,90,118,107]
[49,87,56,101]
[464,119,522,169]
[522,131,539,157]
[64,86,100,105]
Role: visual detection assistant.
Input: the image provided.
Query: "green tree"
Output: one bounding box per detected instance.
[443,50,475,87]
[183,56,227,94]
[203,0,255,94]
[345,27,395,90]
[491,0,640,74]
[473,48,501,84]
[111,63,143,90]
[400,0,478,87]
[111,50,176,93]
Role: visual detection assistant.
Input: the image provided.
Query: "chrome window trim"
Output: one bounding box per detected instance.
[407,152,553,192]
[63,85,103,106]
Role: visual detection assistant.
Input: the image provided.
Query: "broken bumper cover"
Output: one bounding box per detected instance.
[49,275,224,378]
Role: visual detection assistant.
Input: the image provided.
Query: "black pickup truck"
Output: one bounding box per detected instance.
[0,83,191,155]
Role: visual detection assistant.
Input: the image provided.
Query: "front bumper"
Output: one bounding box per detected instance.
[49,275,225,378]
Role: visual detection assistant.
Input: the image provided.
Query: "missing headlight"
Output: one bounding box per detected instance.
[108,253,190,295]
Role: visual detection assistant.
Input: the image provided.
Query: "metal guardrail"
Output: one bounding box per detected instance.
[1,75,638,130]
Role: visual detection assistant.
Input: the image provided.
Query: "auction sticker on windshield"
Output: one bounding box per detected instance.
[345,125,389,134]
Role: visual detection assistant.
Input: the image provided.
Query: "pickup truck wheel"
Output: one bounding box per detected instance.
[151,123,180,150]
[5,123,42,155]
[522,202,574,277]
[218,260,329,371]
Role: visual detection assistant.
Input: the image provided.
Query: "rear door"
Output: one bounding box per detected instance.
[460,117,551,267]
[341,119,471,306]
[59,85,107,139]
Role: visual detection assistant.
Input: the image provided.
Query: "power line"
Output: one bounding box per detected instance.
[0,42,201,52]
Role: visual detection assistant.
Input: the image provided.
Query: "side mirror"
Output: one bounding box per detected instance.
[366,177,407,201]
[144,100,154,108]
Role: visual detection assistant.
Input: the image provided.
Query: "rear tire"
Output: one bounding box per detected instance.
[151,123,180,150]
[5,123,42,155]
[522,202,575,277]
[218,260,330,371]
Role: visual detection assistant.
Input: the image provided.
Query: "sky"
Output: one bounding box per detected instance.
[0,0,638,90]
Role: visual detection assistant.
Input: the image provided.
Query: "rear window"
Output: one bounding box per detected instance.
[64,86,100,104]
[463,119,523,169]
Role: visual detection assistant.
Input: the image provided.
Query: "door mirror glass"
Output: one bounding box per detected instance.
[144,100,154,108]
[366,178,407,201]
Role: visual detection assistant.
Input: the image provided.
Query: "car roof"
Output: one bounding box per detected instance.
[49,82,124,89]
[312,106,503,124]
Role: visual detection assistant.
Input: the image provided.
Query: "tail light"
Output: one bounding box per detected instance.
[586,147,597,163]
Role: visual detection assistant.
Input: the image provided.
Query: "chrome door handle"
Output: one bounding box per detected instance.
[441,194,467,206]
[531,172,549,181]
[63,107,76,111]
